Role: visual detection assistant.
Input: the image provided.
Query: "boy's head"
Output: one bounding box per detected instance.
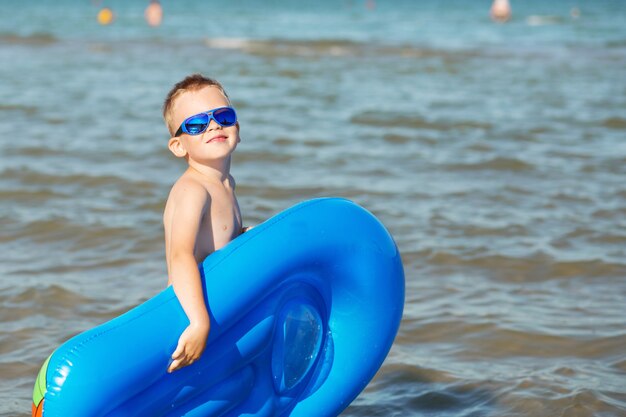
[163,74,231,137]
[163,74,240,165]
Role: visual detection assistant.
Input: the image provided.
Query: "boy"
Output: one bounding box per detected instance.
[161,74,243,373]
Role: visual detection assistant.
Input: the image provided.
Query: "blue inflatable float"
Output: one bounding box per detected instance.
[32,198,405,417]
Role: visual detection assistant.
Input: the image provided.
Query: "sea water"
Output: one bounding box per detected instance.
[0,1,625,416]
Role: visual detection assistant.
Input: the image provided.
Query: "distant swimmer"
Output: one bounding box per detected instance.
[97,7,115,25]
[490,0,512,23]
[145,0,163,27]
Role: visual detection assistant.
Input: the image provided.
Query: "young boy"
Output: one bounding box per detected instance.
[161,74,243,373]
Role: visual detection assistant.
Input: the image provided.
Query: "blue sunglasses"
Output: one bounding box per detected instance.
[175,106,237,137]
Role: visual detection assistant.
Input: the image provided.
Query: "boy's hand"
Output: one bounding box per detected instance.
[168,321,210,373]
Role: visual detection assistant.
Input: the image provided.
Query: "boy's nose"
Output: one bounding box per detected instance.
[207,118,222,130]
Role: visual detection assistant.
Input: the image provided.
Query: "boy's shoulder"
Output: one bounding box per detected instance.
[167,171,211,206]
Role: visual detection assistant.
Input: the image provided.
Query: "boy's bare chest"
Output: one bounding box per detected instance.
[197,190,241,253]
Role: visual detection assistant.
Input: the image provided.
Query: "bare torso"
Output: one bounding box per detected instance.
[163,169,242,282]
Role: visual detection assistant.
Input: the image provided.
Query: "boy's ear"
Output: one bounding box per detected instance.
[168,137,187,158]
[236,121,241,143]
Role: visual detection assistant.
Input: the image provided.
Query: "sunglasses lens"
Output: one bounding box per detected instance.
[214,108,237,126]
[184,114,209,135]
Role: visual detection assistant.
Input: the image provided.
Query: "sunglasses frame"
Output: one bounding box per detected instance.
[174,106,237,137]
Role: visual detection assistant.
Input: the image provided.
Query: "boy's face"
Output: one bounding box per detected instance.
[168,86,240,164]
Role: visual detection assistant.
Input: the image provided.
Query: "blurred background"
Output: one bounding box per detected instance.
[0,1,625,416]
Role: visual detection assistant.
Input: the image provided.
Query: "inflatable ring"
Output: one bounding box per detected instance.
[32,198,405,416]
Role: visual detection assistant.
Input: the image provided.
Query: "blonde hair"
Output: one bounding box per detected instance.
[162,74,230,136]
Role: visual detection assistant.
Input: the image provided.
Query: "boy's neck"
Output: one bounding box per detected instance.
[187,157,231,184]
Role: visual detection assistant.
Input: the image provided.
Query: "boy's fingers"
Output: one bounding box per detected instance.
[168,359,179,373]
[169,354,190,371]
[172,341,185,359]
[168,355,195,373]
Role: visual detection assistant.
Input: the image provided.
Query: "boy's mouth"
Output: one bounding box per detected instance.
[207,135,227,143]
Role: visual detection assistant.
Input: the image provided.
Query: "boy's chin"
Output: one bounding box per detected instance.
[189,153,233,165]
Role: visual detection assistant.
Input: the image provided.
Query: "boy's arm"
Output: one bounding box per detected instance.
[167,184,211,373]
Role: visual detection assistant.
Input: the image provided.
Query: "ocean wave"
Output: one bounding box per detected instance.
[237,184,328,200]
[0,285,95,339]
[444,157,534,172]
[236,149,295,164]
[422,250,626,281]
[462,327,626,359]
[0,32,57,46]
[206,37,375,57]
[354,364,494,416]
[350,111,492,131]
[205,37,361,57]
[3,215,143,249]
[2,284,92,309]
[1,168,158,192]
[0,103,38,115]
[204,37,476,59]
[525,15,565,26]
[0,188,67,204]
[602,116,626,130]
